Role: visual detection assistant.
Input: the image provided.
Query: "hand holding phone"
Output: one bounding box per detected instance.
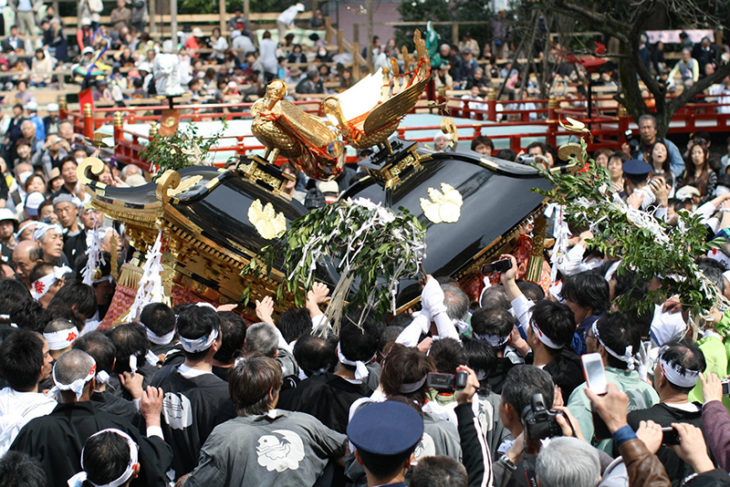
[482,258,512,274]
[581,353,607,395]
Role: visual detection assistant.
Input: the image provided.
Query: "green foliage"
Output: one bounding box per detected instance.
[178,0,293,15]
[536,141,724,318]
[141,122,225,178]
[242,199,426,325]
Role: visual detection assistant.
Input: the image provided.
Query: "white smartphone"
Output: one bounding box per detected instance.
[581,353,607,395]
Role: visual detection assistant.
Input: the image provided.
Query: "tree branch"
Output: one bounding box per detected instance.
[548,0,629,44]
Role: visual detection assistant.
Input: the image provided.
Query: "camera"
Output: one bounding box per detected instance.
[481,258,512,274]
[722,379,730,395]
[521,393,563,441]
[624,129,641,154]
[661,426,680,445]
[427,371,468,392]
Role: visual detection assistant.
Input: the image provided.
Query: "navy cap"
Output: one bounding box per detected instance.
[347,401,424,455]
[622,159,652,177]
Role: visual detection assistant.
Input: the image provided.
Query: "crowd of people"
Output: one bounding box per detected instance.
[2,4,730,487]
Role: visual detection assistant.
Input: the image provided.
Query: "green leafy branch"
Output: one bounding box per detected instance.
[242,198,426,329]
[141,121,227,179]
[535,140,724,318]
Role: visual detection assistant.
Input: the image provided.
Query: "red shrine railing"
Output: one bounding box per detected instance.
[65,92,730,171]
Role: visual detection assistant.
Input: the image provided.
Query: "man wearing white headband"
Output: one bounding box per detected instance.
[9,349,173,487]
[43,318,79,360]
[29,262,71,309]
[148,305,235,480]
[139,302,178,360]
[566,313,659,453]
[279,313,379,433]
[526,300,584,400]
[627,341,707,481]
[68,428,140,487]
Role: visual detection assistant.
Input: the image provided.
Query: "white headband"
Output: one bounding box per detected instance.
[178,327,219,353]
[531,319,563,349]
[472,331,510,347]
[336,342,374,381]
[660,356,700,388]
[31,265,71,300]
[67,428,139,487]
[32,222,63,242]
[43,326,79,350]
[592,320,636,371]
[51,360,96,400]
[145,326,175,346]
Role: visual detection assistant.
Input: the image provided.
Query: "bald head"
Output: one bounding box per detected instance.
[21,121,36,139]
[54,349,95,386]
[12,240,42,286]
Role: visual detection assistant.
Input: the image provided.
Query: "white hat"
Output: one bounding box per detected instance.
[47,103,59,111]
[125,174,147,187]
[295,2,305,11]
[24,192,46,217]
[0,208,18,230]
[26,101,38,111]
[137,62,151,72]
[675,185,700,201]
[192,27,204,37]
[82,46,94,55]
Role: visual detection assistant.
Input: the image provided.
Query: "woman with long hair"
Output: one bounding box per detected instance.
[648,141,675,192]
[679,143,716,200]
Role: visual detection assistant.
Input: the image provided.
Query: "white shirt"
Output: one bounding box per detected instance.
[0,387,57,455]
[277,5,301,26]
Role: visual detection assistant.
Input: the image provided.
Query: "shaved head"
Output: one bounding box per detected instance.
[54,349,95,386]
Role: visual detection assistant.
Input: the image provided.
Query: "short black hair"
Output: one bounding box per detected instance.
[82,431,132,486]
[410,455,468,487]
[176,305,220,361]
[107,323,148,373]
[531,300,575,351]
[276,307,312,343]
[462,337,496,383]
[213,311,246,364]
[660,340,707,394]
[48,280,97,319]
[429,337,465,374]
[10,300,50,333]
[526,141,546,155]
[0,451,46,487]
[496,149,517,161]
[72,331,116,373]
[0,329,44,390]
[561,270,609,315]
[502,365,554,415]
[471,307,513,346]
[339,311,380,363]
[140,302,176,337]
[471,135,493,152]
[0,279,32,315]
[293,333,337,377]
[595,313,639,370]
[357,446,414,479]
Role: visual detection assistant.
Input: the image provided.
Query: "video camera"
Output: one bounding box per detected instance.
[427,371,468,392]
[521,393,563,441]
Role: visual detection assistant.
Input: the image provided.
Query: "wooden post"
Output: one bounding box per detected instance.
[353,23,359,44]
[487,88,497,121]
[617,105,630,138]
[451,23,458,46]
[244,0,250,24]
[219,0,226,34]
[325,16,332,45]
[546,95,558,148]
[337,29,344,54]
[113,111,123,160]
[149,0,157,33]
[352,42,360,80]
[83,104,94,140]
